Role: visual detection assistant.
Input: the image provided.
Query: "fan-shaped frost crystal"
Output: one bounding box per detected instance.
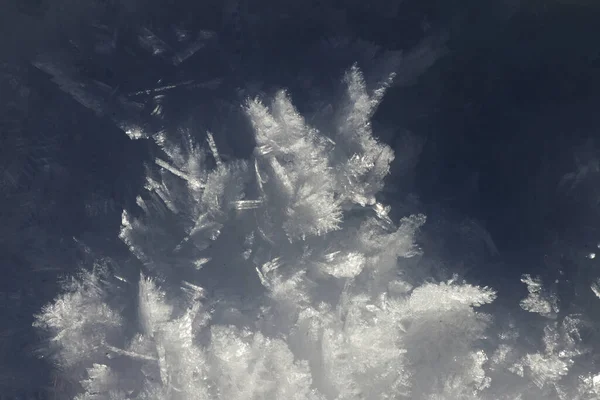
[33,266,124,369]
[246,90,342,240]
[520,274,559,318]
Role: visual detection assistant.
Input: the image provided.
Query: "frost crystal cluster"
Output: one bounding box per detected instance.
[33,66,600,400]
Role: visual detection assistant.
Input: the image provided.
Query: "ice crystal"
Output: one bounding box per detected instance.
[33,64,600,400]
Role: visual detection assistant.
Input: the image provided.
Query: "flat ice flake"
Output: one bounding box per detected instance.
[371,202,393,226]
[105,344,157,362]
[591,279,600,298]
[206,131,222,166]
[319,251,366,278]
[261,257,282,275]
[33,58,106,117]
[193,257,212,270]
[128,80,196,97]
[231,199,263,210]
[172,31,216,65]
[113,275,129,284]
[144,176,178,214]
[181,281,206,300]
[119,122,148,140]
[155,158,195,184]
[138,27,171,57]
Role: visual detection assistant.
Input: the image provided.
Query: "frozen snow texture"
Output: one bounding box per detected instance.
[33,65,600,400]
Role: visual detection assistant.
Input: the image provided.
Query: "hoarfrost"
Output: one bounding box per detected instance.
[33,63,600,400]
